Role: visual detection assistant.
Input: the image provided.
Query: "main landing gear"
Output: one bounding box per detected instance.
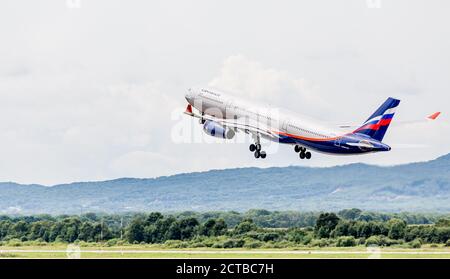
[294,145,311,160]
[249,134,266,159]
[249,143,266,159]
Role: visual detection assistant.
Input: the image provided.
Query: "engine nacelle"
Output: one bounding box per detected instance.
[203,120,235,139]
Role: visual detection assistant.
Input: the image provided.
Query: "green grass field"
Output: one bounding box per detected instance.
[1,244,450,258]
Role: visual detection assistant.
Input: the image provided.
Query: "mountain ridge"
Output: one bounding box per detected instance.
[3,153,449,188]
[1,153,449,214]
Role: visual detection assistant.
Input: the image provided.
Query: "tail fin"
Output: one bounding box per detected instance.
[353,97,400,141]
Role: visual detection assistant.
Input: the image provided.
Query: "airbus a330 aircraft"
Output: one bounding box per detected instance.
[184,87,440,160]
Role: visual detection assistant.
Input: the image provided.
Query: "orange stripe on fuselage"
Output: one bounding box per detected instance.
[275,131,343,142]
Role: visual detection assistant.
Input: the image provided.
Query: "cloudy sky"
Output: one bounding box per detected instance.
[0,0,449,185]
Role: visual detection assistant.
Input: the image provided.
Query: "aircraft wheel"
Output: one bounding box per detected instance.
[255,143,262,151]
[294,145,301,153]
[249,144,256,152]
[260,151,267,159]
[254,150,261,159]
[299,152,306,159]
[305,152,311,159]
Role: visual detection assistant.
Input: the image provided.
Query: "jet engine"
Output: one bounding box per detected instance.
[203,120,235,139]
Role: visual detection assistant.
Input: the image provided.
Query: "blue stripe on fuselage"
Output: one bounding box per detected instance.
[278,133,387,154]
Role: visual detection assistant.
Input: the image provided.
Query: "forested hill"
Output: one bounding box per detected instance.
[1,153,449,214]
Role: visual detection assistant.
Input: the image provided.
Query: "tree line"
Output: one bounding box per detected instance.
[0,210,449,248]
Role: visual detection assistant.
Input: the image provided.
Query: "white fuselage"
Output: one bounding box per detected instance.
[186,87,340,142]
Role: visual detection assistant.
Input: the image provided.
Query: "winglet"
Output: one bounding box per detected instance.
[427,111,441,120]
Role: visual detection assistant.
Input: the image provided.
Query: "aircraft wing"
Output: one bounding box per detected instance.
[184,105,279,140]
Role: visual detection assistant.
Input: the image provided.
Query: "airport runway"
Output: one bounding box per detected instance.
[2,249,450,254]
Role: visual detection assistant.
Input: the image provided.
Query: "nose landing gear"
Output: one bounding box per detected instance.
[294,145,311,160]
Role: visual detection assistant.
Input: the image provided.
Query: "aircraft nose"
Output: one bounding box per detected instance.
[185,94,193,103]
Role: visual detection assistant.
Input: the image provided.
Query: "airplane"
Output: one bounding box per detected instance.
[184,87,439,160]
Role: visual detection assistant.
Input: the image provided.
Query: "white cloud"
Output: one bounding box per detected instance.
[0,70,181,184]
[208,54,328,116]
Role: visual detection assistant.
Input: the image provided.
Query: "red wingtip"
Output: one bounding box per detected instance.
[185,104,193,114]
[427,111,441,120]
